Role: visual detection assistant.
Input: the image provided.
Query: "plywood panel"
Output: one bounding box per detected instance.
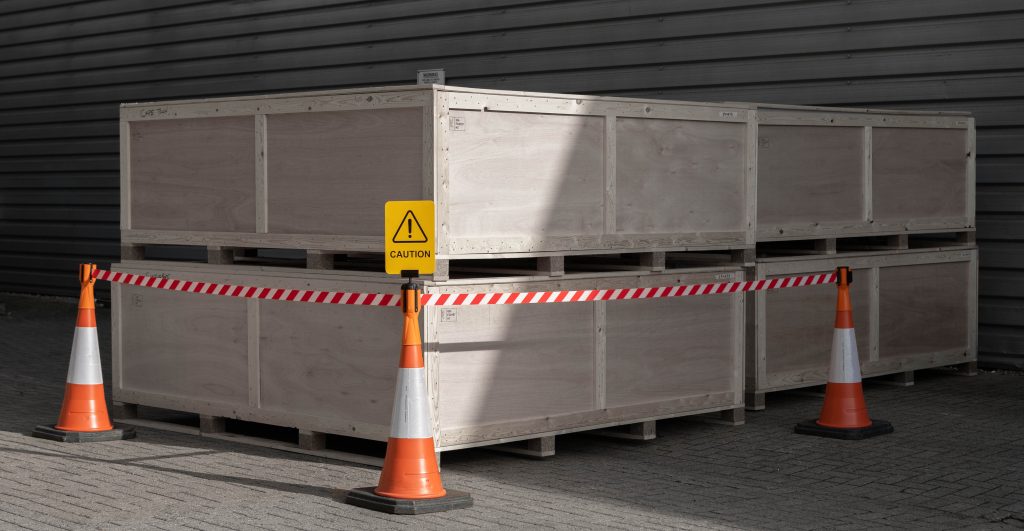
[259,301,399,425]
[120,285,248,404]
[764,271,870,375]
[129,116,255,231]
[757,125,864,225]
[606,295,736,407]
[266,108,423,235]
[615,118,746,233]
[436,303,595,429]
[879,261,969,358]
[446,110,605,240]
[873,128,968,221]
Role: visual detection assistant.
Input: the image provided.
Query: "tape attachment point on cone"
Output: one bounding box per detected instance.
[344,281,471,514]
[32,264,135,443]
[795,266,893,440]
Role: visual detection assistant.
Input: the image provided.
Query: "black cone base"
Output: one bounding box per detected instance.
[794,419,893,440]
[32,424,137,443]
[344,486,473,515]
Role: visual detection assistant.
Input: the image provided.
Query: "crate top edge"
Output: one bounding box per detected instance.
[118,85,971,121]
[118,83,751,112]
[119,84,433,109]
[741,101,973,119]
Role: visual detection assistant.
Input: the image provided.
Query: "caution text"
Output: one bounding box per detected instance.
[389,250,431,259]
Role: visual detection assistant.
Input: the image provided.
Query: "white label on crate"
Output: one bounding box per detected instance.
[417,68,445,85]
[714,273,734,281]
[719,111,739,119]
[441,308,458,323]
[450,116,466,131]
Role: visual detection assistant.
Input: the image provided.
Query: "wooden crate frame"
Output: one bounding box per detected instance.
[111,261,745,451]
[745,247,978,409]
[121,85,756,259]
[748,103,975,241]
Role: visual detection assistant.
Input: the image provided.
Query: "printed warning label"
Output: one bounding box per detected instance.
[391,210,429,243]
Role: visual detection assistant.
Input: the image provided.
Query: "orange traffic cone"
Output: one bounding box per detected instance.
[345,280,472,514]
[795,267,893,440]
[32,264,135,442]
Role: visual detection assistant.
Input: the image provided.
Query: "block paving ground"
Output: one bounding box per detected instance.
[0,293,1021,530]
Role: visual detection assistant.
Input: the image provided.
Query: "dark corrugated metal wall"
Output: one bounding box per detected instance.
[1,0,1022,367]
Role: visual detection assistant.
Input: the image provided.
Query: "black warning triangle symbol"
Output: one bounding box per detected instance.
[391,210,429,243]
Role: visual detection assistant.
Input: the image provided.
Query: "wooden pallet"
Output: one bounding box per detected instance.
[745,363,978,410]
[120,242,754,280]
[755,229,975,258]
[111,403,387,467]
[112,402,742,463]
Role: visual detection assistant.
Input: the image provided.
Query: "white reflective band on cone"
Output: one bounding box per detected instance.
[828,327,862,384]
[66,327,104,385]
[389,367,433,439]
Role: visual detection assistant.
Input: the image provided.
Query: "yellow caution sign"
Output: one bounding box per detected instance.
[385,201,435,275]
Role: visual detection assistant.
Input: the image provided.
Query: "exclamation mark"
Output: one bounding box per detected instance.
[408,218,413,240]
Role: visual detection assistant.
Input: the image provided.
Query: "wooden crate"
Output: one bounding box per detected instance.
[120,85,755,258]
[750,103,975,241]
[745,247,978,409]
[111,261,745,451]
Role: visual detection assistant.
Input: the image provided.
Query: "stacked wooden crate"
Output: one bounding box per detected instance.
[744,103,977,409]
[112,85,978,451]
[112,85,755,456]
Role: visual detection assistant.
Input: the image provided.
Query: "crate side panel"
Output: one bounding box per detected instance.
[764,271,870,377]
[446,110,605,248]
[129,116,256,231]
[266,108,424,236]
[436,302,595,429]
[259,300,399,425]
[119,285,249,404]
[605,294,737,407]
[757,125,865,227]
[615,118,747,234]
[872,127,969,222]
[879,261,970,359]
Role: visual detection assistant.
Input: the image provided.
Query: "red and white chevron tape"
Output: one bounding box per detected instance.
[94,269,836,307]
